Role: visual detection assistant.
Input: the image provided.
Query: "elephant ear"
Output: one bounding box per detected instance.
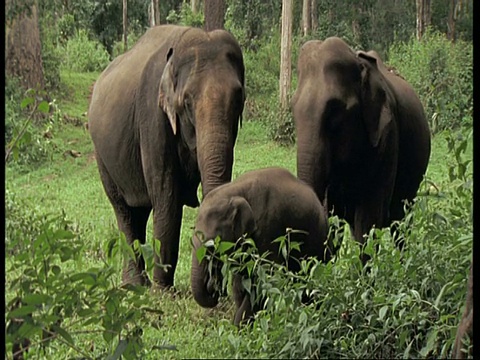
[159,48,179,135]
[229,196,256,242]
[358,51,392,148]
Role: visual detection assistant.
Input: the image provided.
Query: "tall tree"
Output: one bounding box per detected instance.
[123,0,128,51]
[5,0,45,92]
[150,0,160,26]
[310,0,318,33]
[302,0,311,37]
[279,0,293,110]
[416,0,432,40]
[191,0,199,14]
[204,0,225,31]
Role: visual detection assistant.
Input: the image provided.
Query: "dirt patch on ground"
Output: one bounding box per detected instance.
[86,152,96,166]
[43,174,57,182]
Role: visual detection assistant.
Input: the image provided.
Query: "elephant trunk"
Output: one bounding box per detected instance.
[197,137,235,197]
[191,239,220,308]
[196,75,243,197]
[296,140,330,204]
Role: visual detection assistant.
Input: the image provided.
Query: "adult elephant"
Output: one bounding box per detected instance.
[88,25,245,288]
[292,37,431,264]
[190,167,331,326]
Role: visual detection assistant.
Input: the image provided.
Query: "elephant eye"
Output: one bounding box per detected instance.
[183,96,195,124]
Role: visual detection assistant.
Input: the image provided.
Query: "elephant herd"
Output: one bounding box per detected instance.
[88,25,432,326]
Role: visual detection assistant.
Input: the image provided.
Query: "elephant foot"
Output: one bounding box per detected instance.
[121,260,151,287]
[152,267,175,290]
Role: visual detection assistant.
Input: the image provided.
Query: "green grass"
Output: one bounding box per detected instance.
[5,71,473,359]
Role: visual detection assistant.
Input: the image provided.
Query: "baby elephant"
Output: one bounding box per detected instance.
[190,167,331,325]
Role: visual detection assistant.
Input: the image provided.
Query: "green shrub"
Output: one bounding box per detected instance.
[40,23,64,91]
[111,31,144,59]
[5,77,25,142]
[239,32,297,145]
[166,2,203,27]
[5,90,57,172]
[62,30,111,72]
[5,189,171,359]
[198,129,472,359]
[388,30,473,133]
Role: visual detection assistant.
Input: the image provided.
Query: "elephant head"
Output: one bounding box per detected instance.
[158,29,246,199]
[191,195,256,308]
[292,37,396,206]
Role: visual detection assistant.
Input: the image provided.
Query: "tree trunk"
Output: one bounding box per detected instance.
[302,0,311,37]
[192,0,199,14]
[5,0,45,92]
[123,0,128,51]
[447,0,462,41]
[279,0,293,110]
[204,0,225,31]
[452,262,473,359]
[149,0,160,27]
[310,0,318,32]
[416,0,431,40]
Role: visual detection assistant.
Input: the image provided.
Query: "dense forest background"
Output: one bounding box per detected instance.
[5,1,473,359]
[5,0,473,149]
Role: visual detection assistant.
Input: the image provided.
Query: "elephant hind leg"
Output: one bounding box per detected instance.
[119,206,152,287]
[95,154,152,286]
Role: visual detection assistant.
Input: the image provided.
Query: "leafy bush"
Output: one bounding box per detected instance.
[166,2,203,27]
[197,129,472,359]
[388,30,473,133]
[239,32,297,145]
[5,190,173,359]
[111,31,144,59]
[62,30,111,72]
[5,90,57,172]
[5,77,25,141]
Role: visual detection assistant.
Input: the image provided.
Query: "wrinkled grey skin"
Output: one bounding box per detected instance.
[292,37,431,264]
[88,25,245,288]
[190,167,330,326]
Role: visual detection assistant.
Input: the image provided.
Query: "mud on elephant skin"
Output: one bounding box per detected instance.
[292,37,431,264]
[88,25,245,289]
[190,167,331,326]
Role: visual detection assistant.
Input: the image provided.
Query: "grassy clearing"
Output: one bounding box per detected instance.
[5,71,472,359]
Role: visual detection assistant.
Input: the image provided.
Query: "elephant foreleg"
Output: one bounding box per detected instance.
[152,199,183,289]
[353,198,387,267]
[233,274,254,326]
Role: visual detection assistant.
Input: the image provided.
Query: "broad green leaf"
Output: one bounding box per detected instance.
[106,237,117,259]
[153,238,161,256]
[217,241,235,255]
[420,329,438,357]
[23,293,50,306]
[242,277,252,294]
[434,282,451,308]
[379,305,389,321]
[51,324,75,346]
[21,97,34,109]
[8,304,37,318]
[38,100,50,113]
[299,311,308,326]
[70,272,97,285]
[196,245,207,263]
